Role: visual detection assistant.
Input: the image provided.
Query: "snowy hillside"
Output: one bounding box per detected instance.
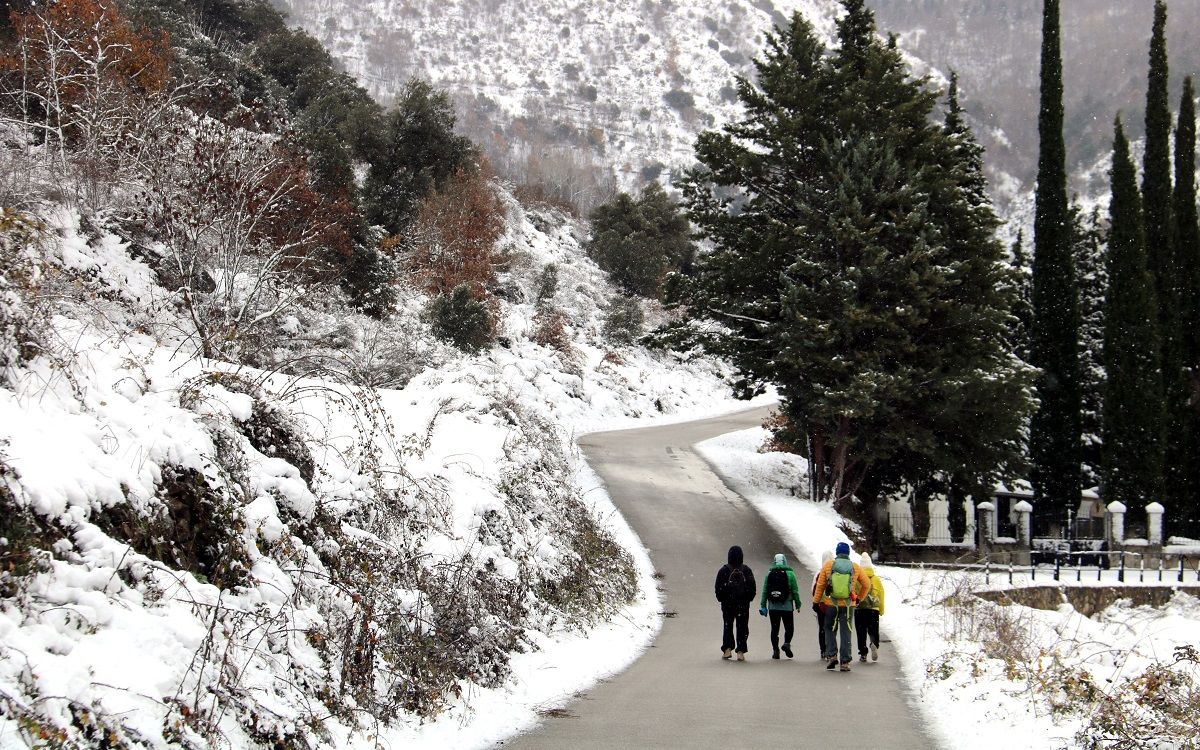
[0,187,755,748]
[277,0,842,202]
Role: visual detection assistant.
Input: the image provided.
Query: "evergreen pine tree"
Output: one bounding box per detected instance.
[1173,76,1200,535]
[675,6,1032,525]
[1030,0,1082,531]
[585,182,694,298]
[1143,0,1187,519]
[1103,118,1164,508]
[1073,204,1108,489]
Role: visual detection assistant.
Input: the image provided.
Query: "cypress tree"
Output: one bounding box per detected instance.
[1010,231,1035,363]
[1143,1,1187,520]
[1073,204,1108,490]
[1030,0,1082,531]
[1173,77,1200,535]
[1103,118,1164,508]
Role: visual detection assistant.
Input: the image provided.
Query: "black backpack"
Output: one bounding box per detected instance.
[725,565,748,602]
[765,568,790,603]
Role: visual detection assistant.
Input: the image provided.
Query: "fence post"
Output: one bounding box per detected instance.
[1008,561,1013,585]
[1118,553,1125,583]
[1181,557,1186,584]
[1158,556,1164,582]
[984,559,991,585]
[1054,555,1060,581]
[1139,554,1144,583]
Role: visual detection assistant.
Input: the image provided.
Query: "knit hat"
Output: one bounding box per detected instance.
[860,552,874,569]
[835,541,851,557]
[774,553,787,567]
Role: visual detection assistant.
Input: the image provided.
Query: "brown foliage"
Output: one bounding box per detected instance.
[2,0,171,149]
[404,165,506,297]
[531,307,570,352]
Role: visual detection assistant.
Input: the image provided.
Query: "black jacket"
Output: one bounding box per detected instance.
[714,545,756,607]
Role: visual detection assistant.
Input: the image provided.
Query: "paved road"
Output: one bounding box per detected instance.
[502,406,933,749]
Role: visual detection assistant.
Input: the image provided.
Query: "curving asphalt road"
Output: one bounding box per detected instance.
[501,406,934,750]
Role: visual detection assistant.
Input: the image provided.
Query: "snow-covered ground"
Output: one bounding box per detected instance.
[697,426,1200,750]
[0,191,763,748]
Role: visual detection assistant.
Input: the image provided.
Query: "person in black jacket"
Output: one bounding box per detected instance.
[714,545,756,660]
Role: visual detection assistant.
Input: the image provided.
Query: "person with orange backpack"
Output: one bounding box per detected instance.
[715,545,756,660]
[812,541,872,672]
[758,553,803,659]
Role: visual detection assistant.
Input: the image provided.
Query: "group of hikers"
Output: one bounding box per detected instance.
[714,542,885,672]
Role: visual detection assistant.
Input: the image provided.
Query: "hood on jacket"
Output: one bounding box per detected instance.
[727,545,743,567]
[773,553,787,568]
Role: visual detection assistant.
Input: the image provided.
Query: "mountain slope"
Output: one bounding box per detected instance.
[278,0,842,207]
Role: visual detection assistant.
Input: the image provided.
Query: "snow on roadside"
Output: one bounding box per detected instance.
[0,198,759,749]
[696,426,1200,750]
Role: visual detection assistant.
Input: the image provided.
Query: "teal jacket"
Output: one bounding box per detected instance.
[759,563,803,611]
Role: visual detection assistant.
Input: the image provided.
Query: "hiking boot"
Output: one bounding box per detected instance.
[736,652,746,662]
[782,643,793,659]
[772,649,780,660]
[870,643,879,661]
[722,649,732,659]
[826,659,838,670]
[840,662,852,672]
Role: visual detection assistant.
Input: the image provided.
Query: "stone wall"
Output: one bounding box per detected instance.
[973,585,1200,617]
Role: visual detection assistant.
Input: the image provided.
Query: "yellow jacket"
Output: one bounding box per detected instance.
[857,570,885,615]
[811,557,872,607]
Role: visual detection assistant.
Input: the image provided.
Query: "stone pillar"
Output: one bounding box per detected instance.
[927,497,952,544]
[964,499,977,550]
[1146,502,1165,546]
[1013,500,1033,545]
[977,501,996,546]
[1107,501,1127,545]
[888,497,914,541]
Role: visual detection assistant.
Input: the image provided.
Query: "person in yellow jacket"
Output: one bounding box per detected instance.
[811,541,872,671]
[854,552,885,662]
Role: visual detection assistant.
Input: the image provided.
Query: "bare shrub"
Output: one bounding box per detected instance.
[1077,645,1200,750]
[133,110,348,359]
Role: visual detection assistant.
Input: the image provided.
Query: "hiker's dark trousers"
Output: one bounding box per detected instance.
[856,608,880,656]
[768,609,794,652]
[721,604,749,653]
[813,603,826,656]
[822,605,853,663]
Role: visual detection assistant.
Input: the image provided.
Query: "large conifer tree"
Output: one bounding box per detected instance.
[1173,76,1200,534]
[673,5,1031,525]
[1103,119,1164,508]
[1030,0,1082,529]
[1073,204,1108,490]
[1143,0,1187,518]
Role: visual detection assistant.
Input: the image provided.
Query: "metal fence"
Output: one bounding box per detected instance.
[882,552,1200,586]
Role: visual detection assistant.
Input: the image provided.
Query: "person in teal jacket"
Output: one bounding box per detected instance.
[758,553,803,659]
